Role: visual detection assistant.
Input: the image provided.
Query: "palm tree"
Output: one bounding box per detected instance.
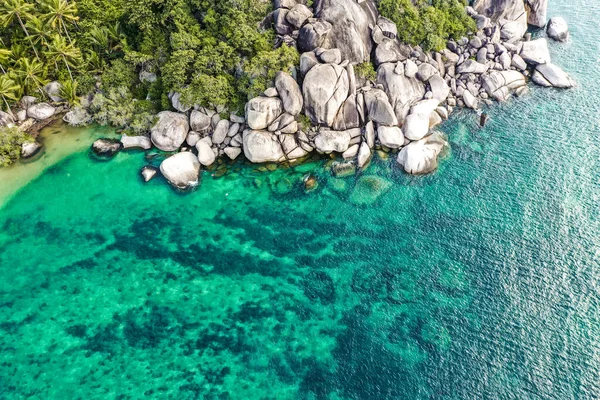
[0,0,40,60]
[0,49,12,74]
[45,34,81,82]
[10,57,48,96]
[0,75,21,116]
[26,16,51,49]
[40,0,79,45]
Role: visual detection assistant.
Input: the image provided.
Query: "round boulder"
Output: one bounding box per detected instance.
[92,139,123,158]
[151,111,189,152]
[27,103,56,120]
[160,152,201,190]
[397,132,448,175]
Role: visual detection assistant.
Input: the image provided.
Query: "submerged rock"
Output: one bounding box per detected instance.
[331,161,356,177]
[349,176,393,206]
[160,151,201,190]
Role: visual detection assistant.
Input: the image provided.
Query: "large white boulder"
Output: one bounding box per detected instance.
[243,129,284,163]
[397,132,448,175]
[151,111,189,151]
[473,0,527,43]
[525,0,548,27]
[121,135,152,150]
[456,60,489,74]
[27,103,56,120]
[190,109,213,133]
[314,129,352,153]
[377,126,404,149]
[303,63,349,126]
[363,88,398,126]
[520,38,551,65]
[160,152,201,190]
[532,63,575,88]
[311,0,378,63]
[246,97,284,130]
[429,75,450,102]
[547,17,569,42]
[403,99,440,141]
[195,139,216,166]
[275,71,303,116]
[377,62,425,125]
[482,70,527,101]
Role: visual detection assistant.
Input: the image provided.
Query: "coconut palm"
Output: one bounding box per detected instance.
[10,57,48,96]
[45,34,81,82]
[26,16,51,49]
[40,0,79,45]
[0,0,40,60]
[0,49,12,74]
[0,75,21,115]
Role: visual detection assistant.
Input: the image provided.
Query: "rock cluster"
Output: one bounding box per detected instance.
[84,0,576,188]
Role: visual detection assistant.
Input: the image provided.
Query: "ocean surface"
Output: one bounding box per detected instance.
[1,3,599,399]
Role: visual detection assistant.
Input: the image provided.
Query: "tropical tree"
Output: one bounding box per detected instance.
[10,57,48,96]
[40,0,79,45]
[0,75,21,115]
[0,49,13,74]
[0,0,40,60]
[45,34,81,82]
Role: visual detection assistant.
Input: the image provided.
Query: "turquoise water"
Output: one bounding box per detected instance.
[2,3,600,399]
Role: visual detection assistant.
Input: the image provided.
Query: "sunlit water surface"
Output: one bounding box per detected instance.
[1,3,599,399]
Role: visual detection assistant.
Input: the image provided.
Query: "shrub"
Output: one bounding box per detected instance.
[0,127,32,167]
[378,0,476,51]
[355,62,377,82]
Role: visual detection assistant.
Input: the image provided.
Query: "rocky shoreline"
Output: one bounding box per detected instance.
[3,0,574,190]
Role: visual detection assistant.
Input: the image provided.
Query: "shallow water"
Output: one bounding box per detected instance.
[1,2,600,399]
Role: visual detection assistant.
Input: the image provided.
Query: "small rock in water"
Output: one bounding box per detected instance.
[349,176,393,206]
[331,161,356,178]
[141,166,158,182]
[92,139,122,158]
[479,113,489,127]
[21,141,42,159]
[304,174,318,192]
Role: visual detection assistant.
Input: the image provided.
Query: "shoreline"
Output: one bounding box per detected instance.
[3,0,574,192]
[0,122,111,209]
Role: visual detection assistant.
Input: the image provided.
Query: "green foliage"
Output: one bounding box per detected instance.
[0,126,31,167]
[90,87,156,134]
[355,62,377,82]
[297,114,312,132]
[378,0,476,51]
[242,45,300,103]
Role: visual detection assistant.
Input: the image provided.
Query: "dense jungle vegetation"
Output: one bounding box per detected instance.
[0,0,474,142]
[379,0,476,51]
[0,0,298,127]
